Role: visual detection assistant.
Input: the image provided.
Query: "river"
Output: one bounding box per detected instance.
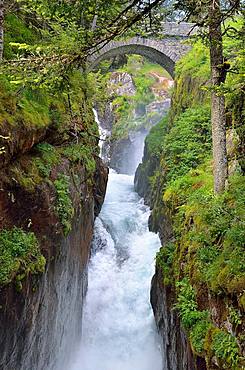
[69,170,162,370]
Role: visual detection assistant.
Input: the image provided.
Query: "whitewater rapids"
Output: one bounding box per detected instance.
[69,170,162,370]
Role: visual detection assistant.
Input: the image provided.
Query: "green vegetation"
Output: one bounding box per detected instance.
[175,41,210,80]
[162,106,211,181]
[174,278,210,355]
[121,55,171,79]
[164,171,245,296]
[0,15,100,135]
[35,143,61,178]
[156,242,175,286]
[211,330,240,369]
[175,278,209,330]
[54,174,74,236]
[145,115,168,157]
[1,16,54,128]
[0,227,46,287]
[190,318,211,355]
[0,75,51,129]
[107,55,171,140]
[4,14,38,60]
[0,14,100,288]
[140,25,245,368]
[62,143,96,177]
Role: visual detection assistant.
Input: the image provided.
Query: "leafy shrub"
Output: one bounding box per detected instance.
[175,278,209,330]
[62,143,96,176]
[35,142,61,177]
[0,227,46,286]
[212,330,240,369]
[156,242,175,285]
[162,106,212,182]
[145,116,168,157]
[190,319,211,355]
[228,306,242,328]
[175,40,210,80]
[54,174,74,236]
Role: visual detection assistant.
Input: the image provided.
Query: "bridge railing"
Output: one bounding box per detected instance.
[160,22,197,37]
[133,22,197,39]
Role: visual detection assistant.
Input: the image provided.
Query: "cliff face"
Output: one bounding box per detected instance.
[0,153,108,370]
[135,40,244,370]
[150,269,204,370]
[0,62,108,370]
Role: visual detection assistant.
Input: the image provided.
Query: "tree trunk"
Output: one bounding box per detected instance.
[0,0,3,61]
[209,0,228,194]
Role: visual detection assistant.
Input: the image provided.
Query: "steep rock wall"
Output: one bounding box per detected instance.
[0,156,108,370]
[0,154,108,370]
[135,42,244,369]
[150,268,204,370]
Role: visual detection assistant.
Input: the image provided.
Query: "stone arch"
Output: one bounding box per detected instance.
[88,35,192,78]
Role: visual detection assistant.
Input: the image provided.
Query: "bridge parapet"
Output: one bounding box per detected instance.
[160,22,196,37]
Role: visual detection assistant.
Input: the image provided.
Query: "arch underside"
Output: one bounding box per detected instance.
[89,44,176,78]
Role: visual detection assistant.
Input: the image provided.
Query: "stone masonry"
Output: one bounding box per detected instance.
[88,23,196,77]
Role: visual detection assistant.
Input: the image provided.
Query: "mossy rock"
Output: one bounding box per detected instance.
[0,227,46,287]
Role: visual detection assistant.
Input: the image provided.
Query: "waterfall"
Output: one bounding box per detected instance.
[65,108,163,370]
[68,171,162,370]
[93,108,110,160]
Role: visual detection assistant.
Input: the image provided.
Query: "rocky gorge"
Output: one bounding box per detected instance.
[95,56,172,174]
[0,153,107,370]
[0,5,244,370]
[0,34,108,367]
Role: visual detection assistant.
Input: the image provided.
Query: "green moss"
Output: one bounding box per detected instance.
[145,116,168,157]
[17,90,50,128]
[0,75,53,129]
[4,14,38,60]
[8,143,61,191]
[175,41,210,80]
[0,227,46,286]
[62,143,96,176]
[156,242,175,285]
[10,160,43,192]
[54,174,74,236]
[163,106,212,182]
[162,166,245,293]
[34,142,61,177]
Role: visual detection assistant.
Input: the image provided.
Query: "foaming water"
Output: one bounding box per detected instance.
[69,171,162,370]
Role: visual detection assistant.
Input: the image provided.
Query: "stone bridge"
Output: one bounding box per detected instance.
[88,22,196,77]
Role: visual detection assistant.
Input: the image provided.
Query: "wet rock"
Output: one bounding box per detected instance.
[108,71,136,96]
[0,157,108,370]
[151,267,206,370]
